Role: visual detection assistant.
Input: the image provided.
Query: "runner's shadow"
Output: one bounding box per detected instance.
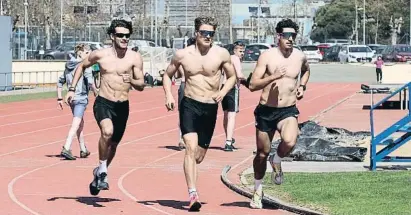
[137,200,207,211]
[221,201,279,209]
[47,196,121,207]
[44,154,80,160]
[159,146,183,151]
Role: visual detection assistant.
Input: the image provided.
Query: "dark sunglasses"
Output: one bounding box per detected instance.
[280,32,297,40]
[114,33,131,39]
[198,30,215,37]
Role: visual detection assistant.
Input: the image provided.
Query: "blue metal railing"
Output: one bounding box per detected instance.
[369,82,411,140]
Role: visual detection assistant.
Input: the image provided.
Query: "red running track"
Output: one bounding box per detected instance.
[0,83,359,215]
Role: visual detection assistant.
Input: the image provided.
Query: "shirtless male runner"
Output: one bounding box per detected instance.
[175,37,196,150]
[248,19,310,209]
[64,17,146,196]
[162,16,237,211]
[221,41,246,151]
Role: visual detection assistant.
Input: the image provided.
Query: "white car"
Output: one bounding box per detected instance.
[300,45,323,62]
[338,45,375,63]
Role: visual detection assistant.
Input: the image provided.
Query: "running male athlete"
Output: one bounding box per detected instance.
[248,19,310,209]
[175,37,196,150]
[57,43,97,160]
[221,41,246,151]
[64,17,146,196]
[162,16,237,211]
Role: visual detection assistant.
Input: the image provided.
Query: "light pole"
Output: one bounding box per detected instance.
[257,0,261,43]
[355,0,358,44]
[409,0,411,45]
[24,0,28,60]
[154,0,157,46]
[1,0,3,15]
[60,0,63,44]
[363,0,365,44]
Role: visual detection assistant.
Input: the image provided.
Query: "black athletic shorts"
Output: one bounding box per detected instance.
[178,82,185,110]
[254,103,300,132]
[93,96,130,143]
[179,96,218,149]
[221,84,240,113]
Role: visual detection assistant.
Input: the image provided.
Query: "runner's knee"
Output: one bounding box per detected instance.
[101,125,114,140]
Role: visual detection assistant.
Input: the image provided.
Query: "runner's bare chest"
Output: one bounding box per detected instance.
[266,50,304,79]
[98,53,134,76]
[181,51,222,78]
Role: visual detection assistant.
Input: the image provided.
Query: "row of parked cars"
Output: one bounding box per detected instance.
[224,41,411,64]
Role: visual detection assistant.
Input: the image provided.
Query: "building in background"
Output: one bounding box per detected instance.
[231,0,331,45]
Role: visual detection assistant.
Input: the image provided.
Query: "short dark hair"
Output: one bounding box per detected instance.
[194,16,218,31]
[187,37,196,46]
[107,19,133,35]
[233,41,245,49]
[275,19,299,34]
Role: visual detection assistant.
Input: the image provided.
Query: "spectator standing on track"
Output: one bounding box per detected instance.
[57,43,98,160]
[374,56,384,83]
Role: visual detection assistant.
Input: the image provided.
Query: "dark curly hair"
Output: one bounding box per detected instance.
[275,19,299,34]
[194,16,218,31]
[107,19,133,35]
[187,37,195,46]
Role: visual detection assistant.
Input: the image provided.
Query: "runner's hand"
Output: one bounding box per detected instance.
[212,91,225,103]
[165,95,175,111]
[297,86,304,100]
[121,74,131,83]
[65,91,75,105]
[272,67,286,80]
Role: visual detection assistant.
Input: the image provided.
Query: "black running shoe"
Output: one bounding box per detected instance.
[224,143,234,152]
[89,168,100,196]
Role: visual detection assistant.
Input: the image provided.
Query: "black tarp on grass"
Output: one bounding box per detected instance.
[270,121,370,162]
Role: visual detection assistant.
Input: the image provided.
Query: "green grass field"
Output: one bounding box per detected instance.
[245,171,411,215]
[0,91,60,103]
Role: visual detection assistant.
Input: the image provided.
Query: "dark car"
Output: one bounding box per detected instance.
[323,45,342,62]
[381,45,411,62]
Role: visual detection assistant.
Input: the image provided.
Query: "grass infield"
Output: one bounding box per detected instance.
[245,171,411,215]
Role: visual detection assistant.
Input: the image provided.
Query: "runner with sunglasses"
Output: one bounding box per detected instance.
[248,19,310,209]
[162,16,237,212]
[64,17,147,196]
[220,41,246,151]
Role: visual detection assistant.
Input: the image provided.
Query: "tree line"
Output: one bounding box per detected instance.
[310,0,411,45]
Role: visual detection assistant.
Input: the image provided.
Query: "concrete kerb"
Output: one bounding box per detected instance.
[221,165,325,215]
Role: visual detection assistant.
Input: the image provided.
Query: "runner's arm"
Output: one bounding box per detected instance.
[131,52,146,91]
[249,51,275,92]
[56,73,66,99]
[83,67,99,95]
[300,56,310,87]
[70,50,100,89]
[232,55,245,80]
[163,51,183,97]
[174,66,183,79]
[220,50,237,96]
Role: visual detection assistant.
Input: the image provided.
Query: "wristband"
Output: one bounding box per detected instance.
[300,85,306,91]
[57,98,63,101]
[68,87,75,92]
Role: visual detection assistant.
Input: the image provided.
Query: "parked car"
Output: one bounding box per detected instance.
[338,45,374,63]
[323,45,342,62]
[300,45,323,62]
[380,44,411,62]
[36,41,104,60]
[317,43,331,57]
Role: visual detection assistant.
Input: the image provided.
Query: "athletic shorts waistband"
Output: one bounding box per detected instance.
[257,103,296,110]
[95,96,129,107]
[182,96,218,107]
